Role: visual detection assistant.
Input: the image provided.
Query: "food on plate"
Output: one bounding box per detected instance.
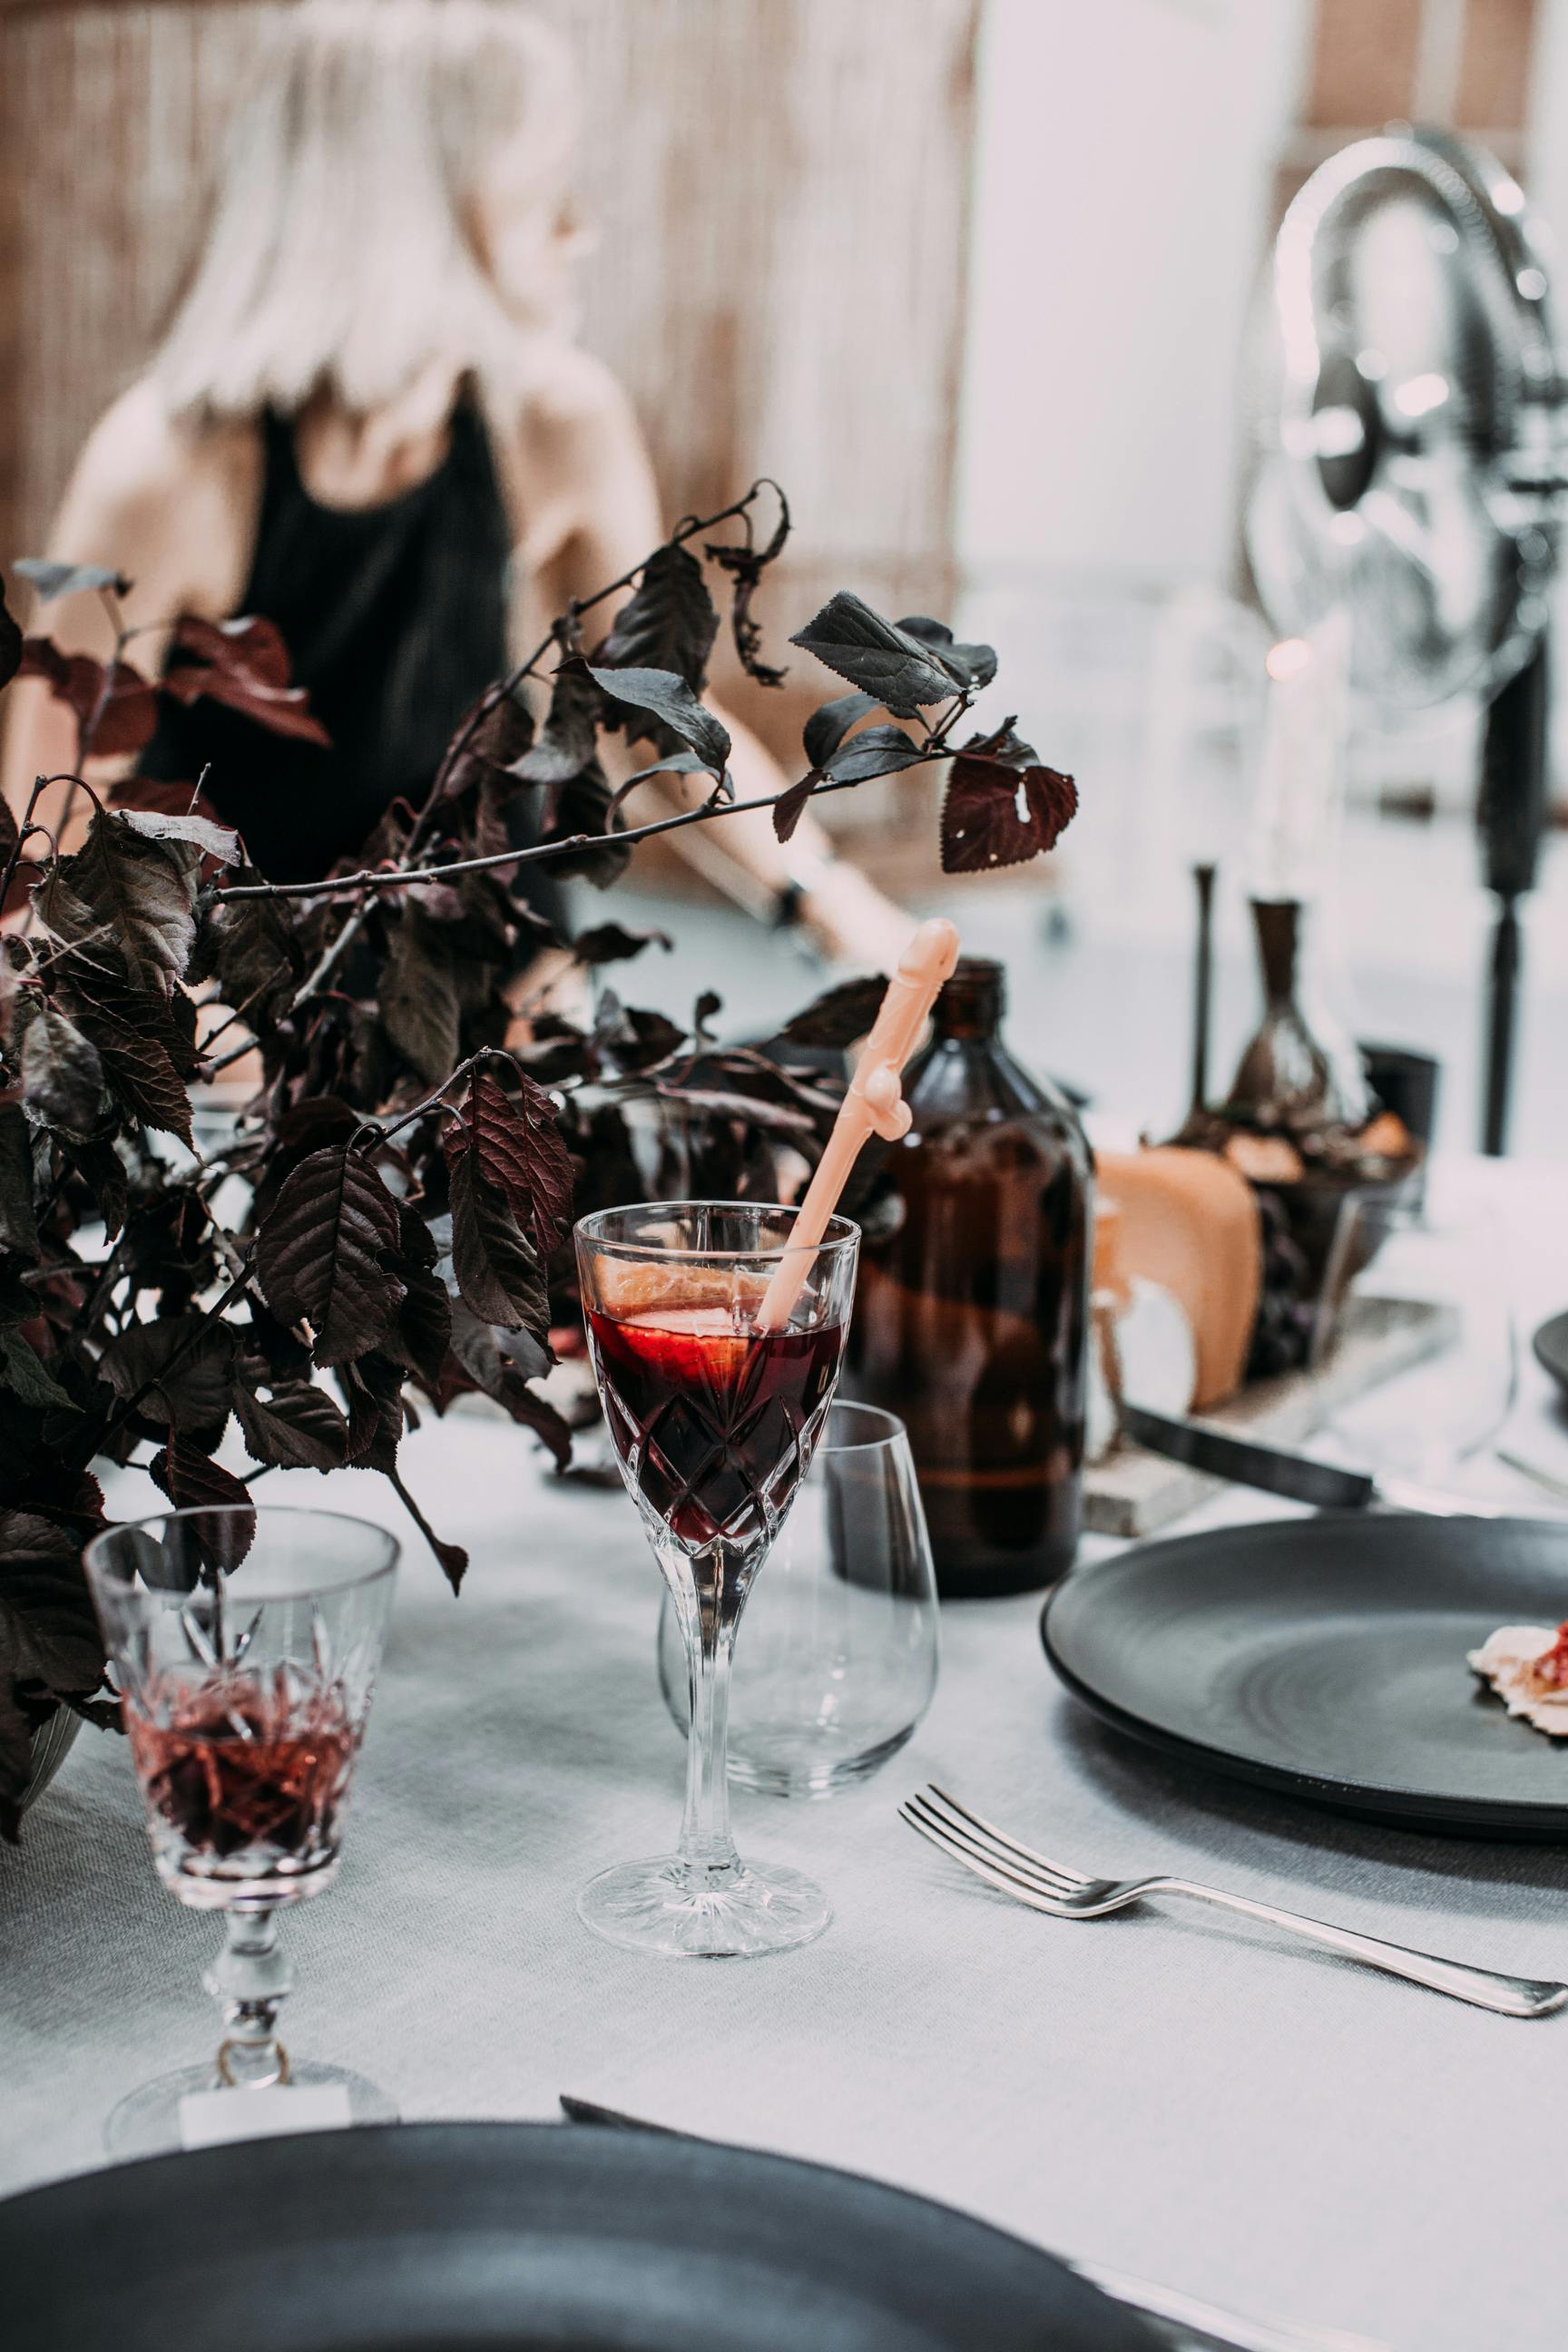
[1468,1622,1568,1736]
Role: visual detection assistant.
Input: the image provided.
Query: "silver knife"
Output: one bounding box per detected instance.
[558,2097,1387,2352]
[1118,1401,1513,1519]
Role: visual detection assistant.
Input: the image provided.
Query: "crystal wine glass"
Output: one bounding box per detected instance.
[575,1200,860,1957]
[83,1505,399,2157]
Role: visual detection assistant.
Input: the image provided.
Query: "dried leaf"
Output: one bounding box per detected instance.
[941,755,1078,874]
[62,813,199,986]
[21,1006,106,1141]
[162,614,329,745]
[119,808,240,865]
[255,1145,404,1368]
[789,593,962,719]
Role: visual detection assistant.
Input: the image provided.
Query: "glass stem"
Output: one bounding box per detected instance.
[672,1541,745,1877]
[203,1906,294,2089]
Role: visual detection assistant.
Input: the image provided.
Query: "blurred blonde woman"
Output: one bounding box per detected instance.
[2,0,911,968]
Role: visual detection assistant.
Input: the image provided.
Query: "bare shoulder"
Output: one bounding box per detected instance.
[69,380,251,514]
[506,342,644,470]
[57,379,259,616]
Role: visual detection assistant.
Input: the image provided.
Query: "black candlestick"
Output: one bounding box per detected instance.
[1478,638,1550,1156]
[1189,860,1216,1115]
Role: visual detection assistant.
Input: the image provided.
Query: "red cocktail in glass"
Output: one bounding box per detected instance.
[576,1204,859,1957]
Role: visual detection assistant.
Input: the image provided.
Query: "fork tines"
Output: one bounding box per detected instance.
[898,1786,1087,1909]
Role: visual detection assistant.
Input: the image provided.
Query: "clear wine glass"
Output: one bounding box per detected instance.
[83,1505,399,2157]
[1310,1192,1517,1486]
[575,1200,860,1957]
[657,1400,940,1796]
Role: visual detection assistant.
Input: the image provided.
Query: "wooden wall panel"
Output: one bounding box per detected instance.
[0,0,979,834]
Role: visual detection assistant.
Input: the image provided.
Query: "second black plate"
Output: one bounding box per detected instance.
[1044,1512,1568,1838]
[0,2120,1152,2352]
[1534,1308,1568,1401]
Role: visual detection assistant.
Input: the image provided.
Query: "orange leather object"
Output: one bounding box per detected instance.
[1094,1147,1261,1409]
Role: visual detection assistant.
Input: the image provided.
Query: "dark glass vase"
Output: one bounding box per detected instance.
[1224,898,1367,1132]
[843,959,1093,1599]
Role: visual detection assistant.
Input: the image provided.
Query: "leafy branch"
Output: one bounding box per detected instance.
[0,495,1078,1840]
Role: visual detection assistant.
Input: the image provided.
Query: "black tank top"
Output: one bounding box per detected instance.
[138,397,564,930]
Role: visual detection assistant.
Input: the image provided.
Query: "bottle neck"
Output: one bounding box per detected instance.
[933,958,1004,1044]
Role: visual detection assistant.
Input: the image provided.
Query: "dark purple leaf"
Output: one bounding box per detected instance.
[87,1017,193,1147]
[0,1108,39,1261]
[0,575,24,693]
[514,656,601,787]
[445,1148,549,1337]
[444,684,534,802]
[99,1316,235,1435]
[593,992,685,1074]
[895,616,997,691]
[162,615,330,746]
[187,871,305,1031]
[778,975,889,1051]
[339,1351,405,1474]
[17,640,159,757]
[0,1509,107,1841]
[571,921,671,967]
[824,724,926,786]
[586,665,730,774]
[457,1064,574,1260]
[789,593,962,718]
[377,908,460,1084]
[148,1433,256,1572]
[595,542,719,701]
[771,767,824,845]
[802,690,879,770]
[231,1375,350,1473]
[941,756,1078,875]
[255,1145,404,1368]
[539,758,629,887]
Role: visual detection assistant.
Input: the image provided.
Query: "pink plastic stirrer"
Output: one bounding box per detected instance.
[755,917,961,1331]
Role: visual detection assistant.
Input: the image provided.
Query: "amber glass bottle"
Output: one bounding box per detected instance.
[843,959,1093,1598]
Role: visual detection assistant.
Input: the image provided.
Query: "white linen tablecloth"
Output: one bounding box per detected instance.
[5,1160,1568,2352]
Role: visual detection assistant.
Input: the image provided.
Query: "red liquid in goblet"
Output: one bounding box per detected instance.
[125,1671,357,1900]
[588,1303,844,1551]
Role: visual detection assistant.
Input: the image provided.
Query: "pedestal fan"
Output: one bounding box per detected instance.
[1244,127,1567,1152]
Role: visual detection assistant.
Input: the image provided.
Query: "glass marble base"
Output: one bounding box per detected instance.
[577,1853,832,1958]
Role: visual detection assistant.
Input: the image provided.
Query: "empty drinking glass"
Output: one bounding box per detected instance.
[84,1505,398,2157]
[1310,1193,1517,1485]
[658,1401,939,1797]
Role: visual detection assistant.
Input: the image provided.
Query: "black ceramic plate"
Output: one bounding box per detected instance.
[1534,1309,1568,1400]
[0,2120,1152,2352]
[1044,1512,1568,1839]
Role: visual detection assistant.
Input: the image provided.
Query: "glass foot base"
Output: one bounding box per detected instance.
[578,1854,831,1958]
[104,2060,397,2159]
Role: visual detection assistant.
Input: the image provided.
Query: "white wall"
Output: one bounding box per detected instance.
[956,0,1311,589]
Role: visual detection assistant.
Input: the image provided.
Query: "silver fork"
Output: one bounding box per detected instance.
[900,1787,1568,2019]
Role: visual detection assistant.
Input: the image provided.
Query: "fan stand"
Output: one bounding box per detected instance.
[1478,638,1551,1156]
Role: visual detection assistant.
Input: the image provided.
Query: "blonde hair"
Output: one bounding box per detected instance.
[154,0,583,421]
